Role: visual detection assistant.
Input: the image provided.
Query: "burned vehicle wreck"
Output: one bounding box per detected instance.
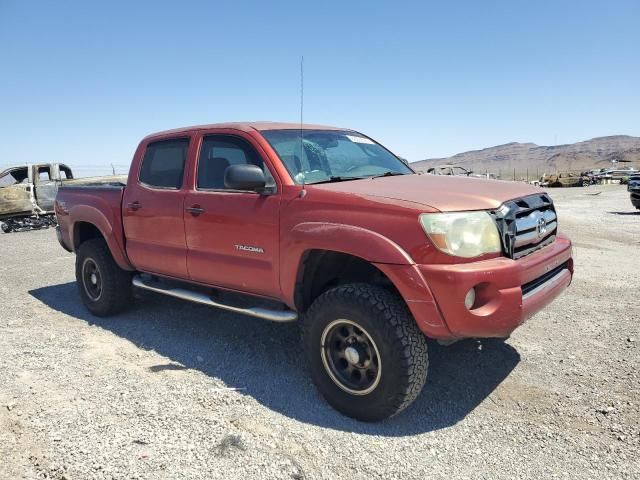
[0,163,73,232]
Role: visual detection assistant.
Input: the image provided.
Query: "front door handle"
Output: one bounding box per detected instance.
[186,205,205,216]
[127,201,142,211]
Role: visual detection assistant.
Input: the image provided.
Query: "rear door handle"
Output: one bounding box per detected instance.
[127,201,142,211]
[186,205,205,216]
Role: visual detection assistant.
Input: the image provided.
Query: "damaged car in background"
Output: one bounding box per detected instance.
[0,163,74,233]
[425,164,499,179]
[426,164,473,176]
[628,174,640,210]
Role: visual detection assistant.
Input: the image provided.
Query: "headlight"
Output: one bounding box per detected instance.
[419,211,502,258]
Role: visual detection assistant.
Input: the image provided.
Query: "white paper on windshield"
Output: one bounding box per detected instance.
[346,135,374,145]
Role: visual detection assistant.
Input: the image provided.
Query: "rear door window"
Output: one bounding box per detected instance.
[139,139,189,189]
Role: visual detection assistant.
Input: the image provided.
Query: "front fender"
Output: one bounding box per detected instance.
[280,222,415,307]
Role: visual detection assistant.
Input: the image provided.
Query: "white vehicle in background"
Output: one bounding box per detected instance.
[426,165,472,176]
[587,166,639,184]
[426,165,499,180]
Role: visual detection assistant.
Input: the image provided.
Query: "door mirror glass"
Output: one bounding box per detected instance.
[224,164,266,191]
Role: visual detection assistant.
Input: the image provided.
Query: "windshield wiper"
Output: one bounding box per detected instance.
[370,171,406,179]
[307,176,368,185]
[307,172,407,184]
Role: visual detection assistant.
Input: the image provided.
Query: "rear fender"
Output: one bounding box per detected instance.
[68,204,133,271]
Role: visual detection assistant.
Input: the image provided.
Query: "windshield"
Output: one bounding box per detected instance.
[261,129,413,184]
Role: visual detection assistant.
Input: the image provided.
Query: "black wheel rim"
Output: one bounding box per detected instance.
[82,258,102,301]
[320,319,381,395]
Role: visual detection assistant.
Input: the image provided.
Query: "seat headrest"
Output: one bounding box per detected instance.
[200,157,230,188]
[281,154,302,172]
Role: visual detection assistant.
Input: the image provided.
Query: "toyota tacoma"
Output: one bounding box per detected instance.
[55,122,573,421]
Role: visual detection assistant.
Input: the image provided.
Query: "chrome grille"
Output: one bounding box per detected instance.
[491,193,557,259]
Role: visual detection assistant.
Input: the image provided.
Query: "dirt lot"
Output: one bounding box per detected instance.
[1,185,638,480]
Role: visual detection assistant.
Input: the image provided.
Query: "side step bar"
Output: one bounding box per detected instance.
[132,275,298,323]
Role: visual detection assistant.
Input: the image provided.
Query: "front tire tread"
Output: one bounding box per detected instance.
[303,283,429,421]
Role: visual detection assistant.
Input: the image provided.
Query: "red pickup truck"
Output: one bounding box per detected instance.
[55,122,573,421]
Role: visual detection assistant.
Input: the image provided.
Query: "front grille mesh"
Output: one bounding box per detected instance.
[491,193,558,259]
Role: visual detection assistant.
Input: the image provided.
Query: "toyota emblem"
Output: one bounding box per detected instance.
[536,217,547,238]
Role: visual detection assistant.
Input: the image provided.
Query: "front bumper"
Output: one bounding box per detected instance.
[378,234,573,340]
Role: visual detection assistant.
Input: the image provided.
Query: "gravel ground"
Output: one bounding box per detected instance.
[0,185,638,480]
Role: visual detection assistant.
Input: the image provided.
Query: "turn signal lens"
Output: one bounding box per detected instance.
[464,288,476,310]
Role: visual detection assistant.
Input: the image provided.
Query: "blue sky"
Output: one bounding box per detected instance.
[1,0,639,174]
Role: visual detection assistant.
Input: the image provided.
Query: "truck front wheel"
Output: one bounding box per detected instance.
[75,238,132,316]
[303,283,429,421]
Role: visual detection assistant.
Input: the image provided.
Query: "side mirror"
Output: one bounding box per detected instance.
[224,164,267,192]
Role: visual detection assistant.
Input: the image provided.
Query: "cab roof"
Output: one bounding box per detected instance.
[143,122,352,141]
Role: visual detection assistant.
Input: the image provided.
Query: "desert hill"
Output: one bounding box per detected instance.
[411,135,640,175]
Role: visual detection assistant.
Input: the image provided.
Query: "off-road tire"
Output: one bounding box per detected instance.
[302,283,429,421]
[75,238,132,316]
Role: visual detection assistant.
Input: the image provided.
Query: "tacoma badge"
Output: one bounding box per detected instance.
[235,244,265,254]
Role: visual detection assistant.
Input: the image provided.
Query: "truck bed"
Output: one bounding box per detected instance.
[61,174,128,188]
[55,180,129,268]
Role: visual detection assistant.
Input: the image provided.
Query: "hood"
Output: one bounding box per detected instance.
[310,174,544,212]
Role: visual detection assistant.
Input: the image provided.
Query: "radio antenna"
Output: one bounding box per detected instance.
[300,55,304,133]
[298,55,307,197]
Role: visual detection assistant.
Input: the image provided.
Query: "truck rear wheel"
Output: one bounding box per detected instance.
[302,283,428,421]
[75,238,132,316]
